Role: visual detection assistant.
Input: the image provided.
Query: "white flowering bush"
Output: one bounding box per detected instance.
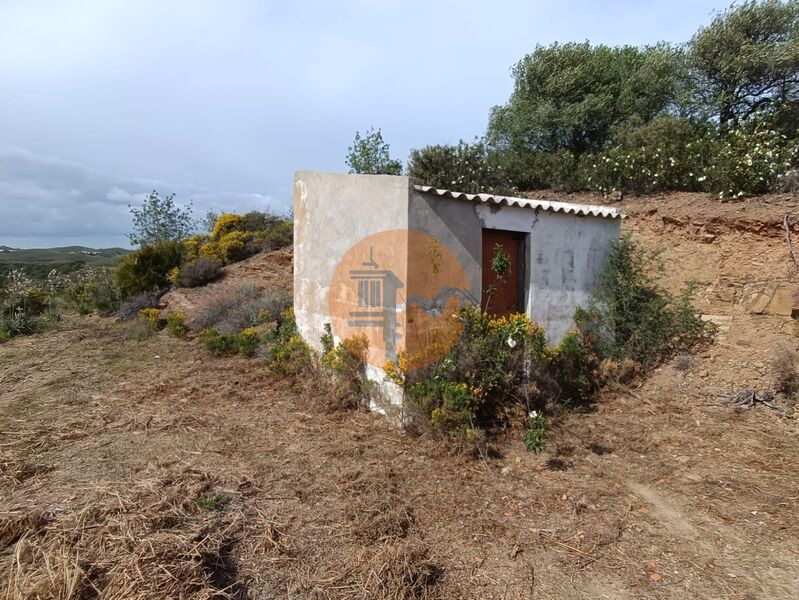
[581,117,798,199]
[0,268,50,339]
[699,121,799,200]
[62,268,121,315]
[581,145,697,196]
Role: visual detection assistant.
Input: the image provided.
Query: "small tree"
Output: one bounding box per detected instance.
[128,191,195,247]
[345,127,403,175]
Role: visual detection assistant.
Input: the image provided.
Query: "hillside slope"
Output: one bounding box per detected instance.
[1,193,798,599]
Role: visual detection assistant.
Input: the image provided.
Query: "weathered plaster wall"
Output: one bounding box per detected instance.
[527,211,620,342]
[412,196,620,344]
[407,190,482,303]
[293,171,410,355]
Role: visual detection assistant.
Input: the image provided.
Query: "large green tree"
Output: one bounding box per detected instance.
[688,0,799,129]
[487,42,683,155]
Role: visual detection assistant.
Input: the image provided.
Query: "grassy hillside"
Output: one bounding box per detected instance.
[0,245,129,279]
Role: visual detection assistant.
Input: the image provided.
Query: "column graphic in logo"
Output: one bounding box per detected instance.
[347,247,403,361]
[329,230,473,370]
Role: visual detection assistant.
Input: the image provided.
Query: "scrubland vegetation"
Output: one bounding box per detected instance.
[0,192,292,344]
[351,0,799,200]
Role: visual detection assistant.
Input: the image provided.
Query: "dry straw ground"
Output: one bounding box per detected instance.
[2,193,799,599]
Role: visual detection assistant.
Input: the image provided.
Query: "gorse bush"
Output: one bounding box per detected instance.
[195,211,293,265]
[576,233,711,368]
[139,308,164,331]
[200,327,261,356]
[115,241,184,297]
[264,308,311,374]
[320,328,371,410]
[166,311,188,337]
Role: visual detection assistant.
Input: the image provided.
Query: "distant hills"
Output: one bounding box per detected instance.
[0,245,130,279]
[0,245,129,263]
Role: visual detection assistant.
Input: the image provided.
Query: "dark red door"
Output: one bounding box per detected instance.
[481,229,523,316]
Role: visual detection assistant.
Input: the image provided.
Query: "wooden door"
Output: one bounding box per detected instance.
[481,229,524,316]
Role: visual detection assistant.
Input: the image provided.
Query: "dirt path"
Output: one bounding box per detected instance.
[1,313,798,599]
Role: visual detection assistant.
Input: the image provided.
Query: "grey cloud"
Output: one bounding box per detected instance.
[0,145,289,248]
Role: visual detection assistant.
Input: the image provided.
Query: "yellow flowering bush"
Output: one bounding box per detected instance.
[200,230,252,265]
[210,213,244,240]
[139,308,164,330]
[166,311,187,337]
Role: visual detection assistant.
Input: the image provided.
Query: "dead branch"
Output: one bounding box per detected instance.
[784,213,799,269]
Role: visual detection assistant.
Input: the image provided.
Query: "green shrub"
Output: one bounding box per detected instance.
[404,309,571,443]
[576,233,711,368]
[194,492,231,511]
[166,311,188,337]
[115,241,184,297]
[408,140,514,194]
[524,411,547,454]
[200,327,262,356]
[265,308,311,374]
[200,329,241,356]
[253,219,293,251]
[0,328,9,343]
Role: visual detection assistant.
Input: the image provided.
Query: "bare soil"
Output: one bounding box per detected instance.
[2,193,799,599]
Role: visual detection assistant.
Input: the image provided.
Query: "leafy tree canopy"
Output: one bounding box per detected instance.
[487,42,684,155]
[688,0,799,129]
[128,191,195,247]
[345,127,403,175]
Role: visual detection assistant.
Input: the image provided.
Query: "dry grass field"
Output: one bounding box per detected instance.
[2,193,799,599]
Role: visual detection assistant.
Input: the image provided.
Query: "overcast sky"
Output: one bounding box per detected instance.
[0,0,725,248]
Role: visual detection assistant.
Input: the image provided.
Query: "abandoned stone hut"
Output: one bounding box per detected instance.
[293,171,621,399]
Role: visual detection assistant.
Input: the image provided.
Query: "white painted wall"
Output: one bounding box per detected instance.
[293,171,411,351]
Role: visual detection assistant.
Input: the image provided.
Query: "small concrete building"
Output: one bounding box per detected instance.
[294,171,621,410]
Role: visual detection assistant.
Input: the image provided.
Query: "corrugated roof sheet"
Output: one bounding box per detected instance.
[413,185,623,219]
